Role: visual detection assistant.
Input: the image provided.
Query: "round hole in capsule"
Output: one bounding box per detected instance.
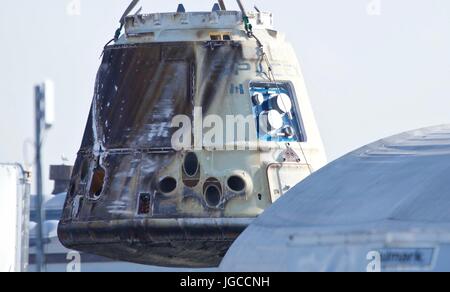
[183,152,199,177]
[89,167,105,199]
[205,185,222,207]
[159,177,177,194]
[227,176,247,193]
[252,92,265,106]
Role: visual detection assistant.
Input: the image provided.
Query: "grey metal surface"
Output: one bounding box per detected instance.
[221,125,450,272]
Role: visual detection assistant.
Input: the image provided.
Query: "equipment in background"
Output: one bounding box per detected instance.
[0,164,31,272]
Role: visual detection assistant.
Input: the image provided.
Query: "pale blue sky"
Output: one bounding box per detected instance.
[1,0,450,193]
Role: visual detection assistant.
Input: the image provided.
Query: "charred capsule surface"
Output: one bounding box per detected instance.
[58,9,326,268]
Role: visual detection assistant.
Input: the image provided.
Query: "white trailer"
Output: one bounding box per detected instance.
[0,164,31,272]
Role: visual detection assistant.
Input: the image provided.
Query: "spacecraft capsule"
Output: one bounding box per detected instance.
[58,3,327,268]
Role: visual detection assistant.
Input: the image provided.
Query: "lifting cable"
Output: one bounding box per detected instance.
[242,10,313,175]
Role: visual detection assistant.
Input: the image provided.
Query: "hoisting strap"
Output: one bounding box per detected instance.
[243,17,314,175]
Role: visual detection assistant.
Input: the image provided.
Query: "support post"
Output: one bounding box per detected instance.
[34,85,46,272]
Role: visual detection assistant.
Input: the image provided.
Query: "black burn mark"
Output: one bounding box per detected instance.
[197,43,243,112]
[80,105,95,151]
[95,44,195,149]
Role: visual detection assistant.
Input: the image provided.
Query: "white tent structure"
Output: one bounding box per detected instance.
[221,125,450,272]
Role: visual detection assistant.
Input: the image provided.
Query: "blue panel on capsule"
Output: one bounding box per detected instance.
[249,82,307,143]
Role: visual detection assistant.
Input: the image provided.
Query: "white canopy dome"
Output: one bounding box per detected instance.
[221,125,450,272]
